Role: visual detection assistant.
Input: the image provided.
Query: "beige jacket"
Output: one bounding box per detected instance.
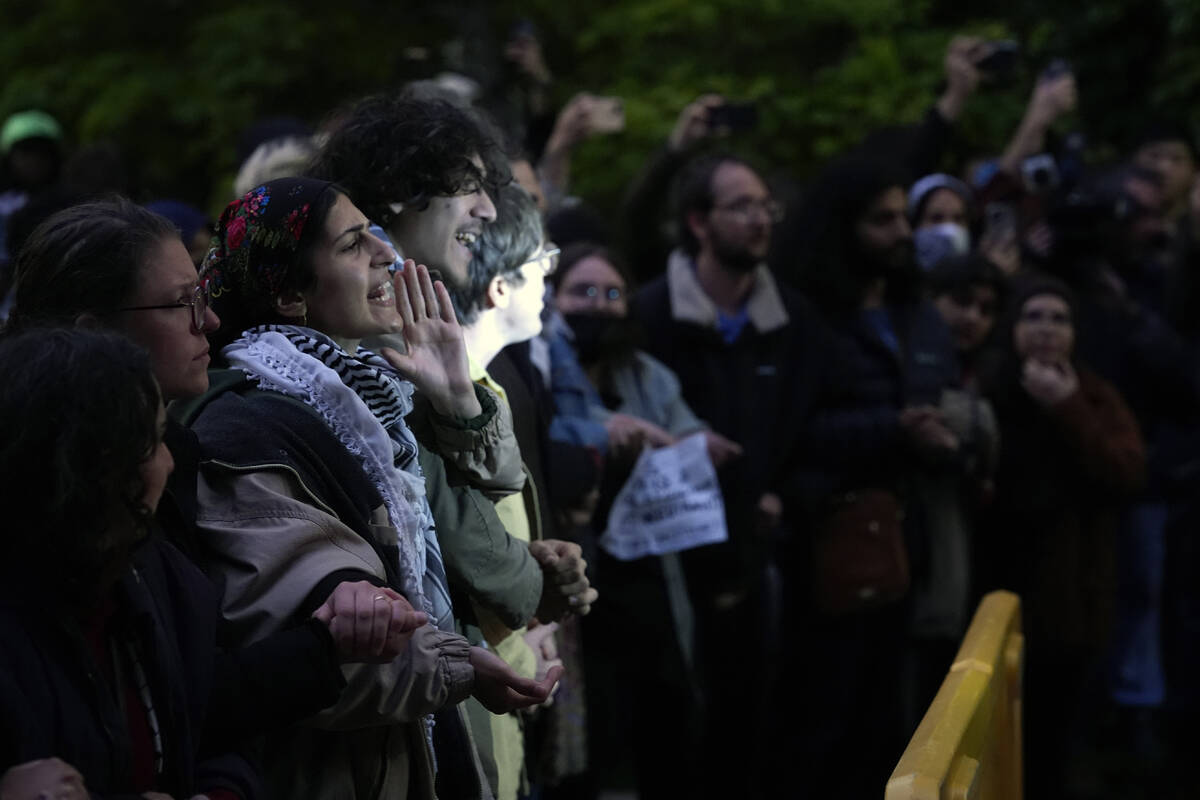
[195,467,481,800]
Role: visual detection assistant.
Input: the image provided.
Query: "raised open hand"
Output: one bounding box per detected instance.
[379,260,482,420]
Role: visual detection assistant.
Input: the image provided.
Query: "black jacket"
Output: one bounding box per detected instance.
[798,300,960,499]
[0,538,259,799]
[633,256,834,591]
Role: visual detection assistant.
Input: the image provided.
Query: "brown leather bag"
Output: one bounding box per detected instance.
[813,489,910,614]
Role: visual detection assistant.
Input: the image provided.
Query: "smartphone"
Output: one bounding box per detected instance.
[587,96,625,134]
[975,40,1019,80]
[709,102,758,132]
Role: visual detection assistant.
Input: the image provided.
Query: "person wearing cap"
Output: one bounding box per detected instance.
[0,109,63,264]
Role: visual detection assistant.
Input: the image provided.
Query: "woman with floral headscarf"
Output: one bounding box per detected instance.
[191,178,563,800]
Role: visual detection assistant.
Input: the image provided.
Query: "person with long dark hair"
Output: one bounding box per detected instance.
[784,156,964,796]
[0,327,255,799]
[7,197,430,719]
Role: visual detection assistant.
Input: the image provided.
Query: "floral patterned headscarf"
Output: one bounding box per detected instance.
[200,177,333,316]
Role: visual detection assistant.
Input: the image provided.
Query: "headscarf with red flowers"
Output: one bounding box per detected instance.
[201,177,333,324]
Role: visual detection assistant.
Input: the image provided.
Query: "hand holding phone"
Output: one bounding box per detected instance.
[548,93,624,151]
[584,96,625,134]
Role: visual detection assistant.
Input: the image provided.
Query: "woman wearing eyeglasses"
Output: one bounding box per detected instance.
[4,198,437,772]
[8,199,219,402]
[545,241,742,799]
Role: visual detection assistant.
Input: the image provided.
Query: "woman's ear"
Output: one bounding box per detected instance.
[485,274,509,310]
[274,292,307,320]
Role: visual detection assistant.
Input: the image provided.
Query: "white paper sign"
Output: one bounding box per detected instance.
[600,432,729,561]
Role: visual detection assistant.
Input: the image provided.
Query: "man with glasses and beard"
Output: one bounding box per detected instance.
[630,153,835,799]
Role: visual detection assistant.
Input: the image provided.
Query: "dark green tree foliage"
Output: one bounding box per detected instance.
[0,1,456,209]
[1,0,1197,214]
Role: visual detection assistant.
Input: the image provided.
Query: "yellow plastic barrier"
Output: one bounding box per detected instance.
[886,591,1024,800]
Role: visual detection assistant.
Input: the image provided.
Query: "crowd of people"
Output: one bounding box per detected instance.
[0,25,1198,800]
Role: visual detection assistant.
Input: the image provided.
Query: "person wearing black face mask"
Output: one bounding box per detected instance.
[552,243,740,462]
[558,310,640,369]
[548,242,740,800]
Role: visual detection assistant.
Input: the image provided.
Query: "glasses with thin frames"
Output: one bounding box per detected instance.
[712,198,784,224]
[117,283,209,331]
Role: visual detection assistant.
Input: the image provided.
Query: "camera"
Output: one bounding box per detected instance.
[1021,153,1060,194]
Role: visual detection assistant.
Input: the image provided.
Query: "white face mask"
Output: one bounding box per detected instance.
[914,222,971,271]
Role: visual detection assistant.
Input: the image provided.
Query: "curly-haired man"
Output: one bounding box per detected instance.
[309,94,510,288]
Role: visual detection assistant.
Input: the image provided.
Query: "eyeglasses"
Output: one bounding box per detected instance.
[563,283,625,304]
[523,246,561,276]
[116,283,210,331]
[712,198,784,224]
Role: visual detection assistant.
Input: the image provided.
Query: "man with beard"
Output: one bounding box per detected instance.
[309,94,504,288]
[786,156,961,798]
[630,153,835,799]
[433,180,578,800]
[309,94,598,800]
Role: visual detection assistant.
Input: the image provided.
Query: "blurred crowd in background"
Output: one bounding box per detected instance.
[1,15,1200,800]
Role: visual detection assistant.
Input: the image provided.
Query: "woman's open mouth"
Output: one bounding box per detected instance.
[368,280,395,305]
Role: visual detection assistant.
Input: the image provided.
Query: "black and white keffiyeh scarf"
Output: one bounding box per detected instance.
[222,324,455,633]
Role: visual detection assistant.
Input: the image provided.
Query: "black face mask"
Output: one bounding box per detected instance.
[563,312,642,366]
